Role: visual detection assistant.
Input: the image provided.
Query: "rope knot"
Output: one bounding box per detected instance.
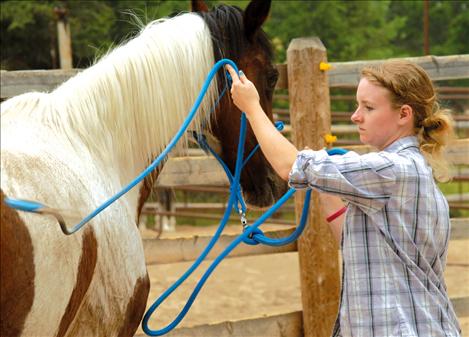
[242,226,265,245]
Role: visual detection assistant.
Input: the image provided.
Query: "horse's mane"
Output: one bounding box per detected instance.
[1,13,218,183]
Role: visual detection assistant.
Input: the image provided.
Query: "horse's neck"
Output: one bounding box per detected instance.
[47,14,218,186]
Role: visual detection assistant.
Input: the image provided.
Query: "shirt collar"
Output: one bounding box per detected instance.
[383,136,420,153]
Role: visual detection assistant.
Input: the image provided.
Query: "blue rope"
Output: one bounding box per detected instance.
[142,186,307,336]
[4,59,240,235]
[143,94,347,335]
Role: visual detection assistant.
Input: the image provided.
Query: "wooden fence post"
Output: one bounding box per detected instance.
[287,37,340,337]
[54,7,73,70]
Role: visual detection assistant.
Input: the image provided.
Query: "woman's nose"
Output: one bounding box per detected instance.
[351,109,361,124]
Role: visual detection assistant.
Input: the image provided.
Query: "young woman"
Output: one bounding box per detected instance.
[226,61,461,336]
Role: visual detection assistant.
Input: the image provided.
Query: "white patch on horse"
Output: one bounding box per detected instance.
[1,13,217,336]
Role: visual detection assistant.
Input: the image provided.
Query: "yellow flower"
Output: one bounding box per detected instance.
[319,62,332,71]
[324,133,337,146]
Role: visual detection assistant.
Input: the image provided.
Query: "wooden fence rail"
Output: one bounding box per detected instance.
[154,139,469,187]
[2,54,469,99]
[275,54,469,89]
[143,218,468,265]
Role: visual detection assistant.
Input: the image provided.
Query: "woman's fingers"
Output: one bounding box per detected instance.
[225,65,239,83]
[225,64,259,113]
[225,65,247,84]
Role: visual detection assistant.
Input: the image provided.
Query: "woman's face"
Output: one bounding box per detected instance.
[351,78,405,150]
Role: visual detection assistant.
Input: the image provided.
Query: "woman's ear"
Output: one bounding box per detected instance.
[398,104,413,126]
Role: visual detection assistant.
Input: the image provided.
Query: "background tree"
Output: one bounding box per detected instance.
[1,1,55,69]
[1,0,467,70]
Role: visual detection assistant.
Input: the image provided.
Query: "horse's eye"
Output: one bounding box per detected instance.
[267,69,279,89]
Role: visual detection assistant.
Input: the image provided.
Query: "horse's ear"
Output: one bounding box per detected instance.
[191,0,209,12]
[243,0,271,40]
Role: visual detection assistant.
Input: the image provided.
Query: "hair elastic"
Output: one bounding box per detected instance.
[326,206,347,223]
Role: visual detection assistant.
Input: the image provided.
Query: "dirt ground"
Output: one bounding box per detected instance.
[137,224,469,336]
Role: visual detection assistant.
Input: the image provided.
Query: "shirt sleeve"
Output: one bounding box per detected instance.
[289,149,396,214]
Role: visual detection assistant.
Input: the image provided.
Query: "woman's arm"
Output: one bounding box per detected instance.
[244,105,298,180]
[227,66,347,242]
[226,65,298,180]
[319,194,346,244]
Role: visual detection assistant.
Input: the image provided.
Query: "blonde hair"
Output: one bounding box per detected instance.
[361,60,456,182]
[2,13,218,186]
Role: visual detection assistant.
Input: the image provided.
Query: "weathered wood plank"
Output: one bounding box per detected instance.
[0,69,80,99]
[452,297,469,318]
[157,156,229,187]
[327,54,469,87]
[143,219,467,264]
[276,54,469,89]
[143,208,294,225]
[450,218,469,240]
[155,139,468,187]
[143,228,297,265]
[282,124,358,135]
[135,311,303,337]
[3,54,467,99]
[135,294,468,337]
[446,138,469,165]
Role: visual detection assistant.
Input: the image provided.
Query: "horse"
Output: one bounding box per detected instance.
[0,0,285,336]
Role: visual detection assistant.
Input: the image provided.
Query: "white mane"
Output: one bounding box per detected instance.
[1,13,218,184]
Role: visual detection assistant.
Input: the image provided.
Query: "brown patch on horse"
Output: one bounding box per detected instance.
[56,227,98,337]
[117,274,150,337]
[136,167,161,224]
[1,190,35,337]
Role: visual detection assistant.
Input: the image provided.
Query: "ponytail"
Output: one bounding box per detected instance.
[417,105,455,182]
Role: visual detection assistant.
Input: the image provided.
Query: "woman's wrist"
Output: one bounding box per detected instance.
[243,101,263,118]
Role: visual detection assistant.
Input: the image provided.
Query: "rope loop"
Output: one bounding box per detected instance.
[241,226,265,245]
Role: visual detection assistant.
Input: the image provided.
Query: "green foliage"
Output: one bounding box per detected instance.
[430,1,469,55]
[66,2,116,67]
[389,0,469,57]
[1,1,55,69]
[265,1,406,62]
[1,0,467,70]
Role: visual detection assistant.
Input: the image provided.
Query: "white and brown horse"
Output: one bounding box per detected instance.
[1,1,284,336]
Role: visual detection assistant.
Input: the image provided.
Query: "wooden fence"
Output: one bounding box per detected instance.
[2,41,468,337]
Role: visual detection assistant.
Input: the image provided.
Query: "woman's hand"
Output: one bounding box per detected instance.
[225,65,261,116]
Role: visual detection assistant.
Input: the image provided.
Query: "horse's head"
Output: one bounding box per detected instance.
[192,0,287,208]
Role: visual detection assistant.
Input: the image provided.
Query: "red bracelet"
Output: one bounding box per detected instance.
[326,206,347,222]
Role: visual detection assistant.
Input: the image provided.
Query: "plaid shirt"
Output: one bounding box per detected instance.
[289,136,461,337]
